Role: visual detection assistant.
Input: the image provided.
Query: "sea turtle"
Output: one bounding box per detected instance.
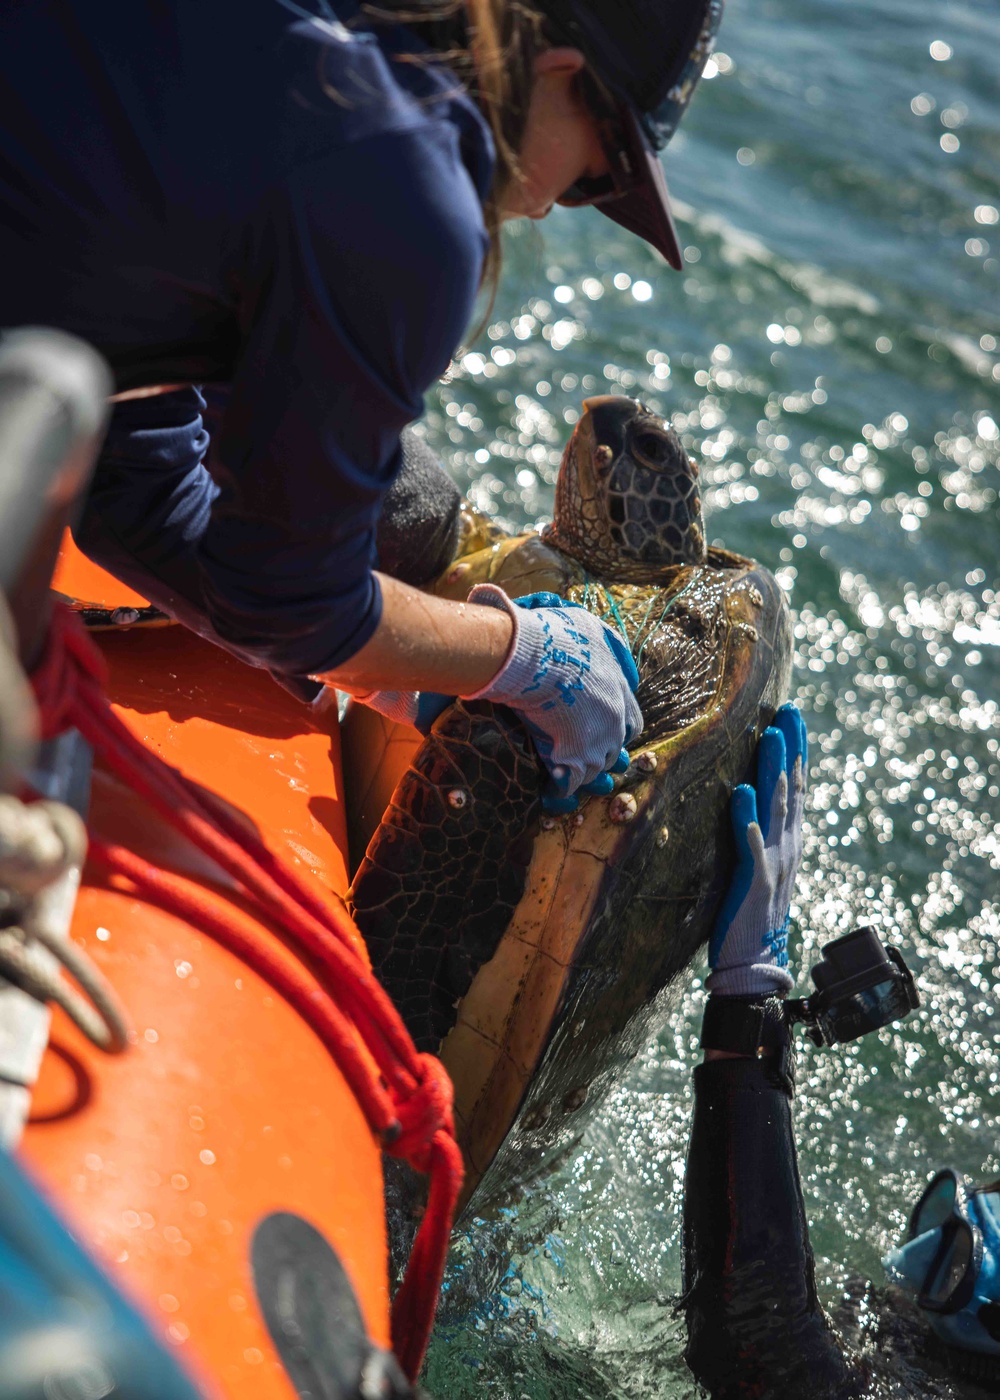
[348,395,792,1210]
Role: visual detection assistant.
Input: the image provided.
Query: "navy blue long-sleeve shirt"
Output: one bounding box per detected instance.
[0,0,494,679]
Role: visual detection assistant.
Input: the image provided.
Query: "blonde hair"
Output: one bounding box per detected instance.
[362,0,547,299]
[463,0,546,290]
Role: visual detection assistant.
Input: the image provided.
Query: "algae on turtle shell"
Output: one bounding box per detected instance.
[348,396,792,1212]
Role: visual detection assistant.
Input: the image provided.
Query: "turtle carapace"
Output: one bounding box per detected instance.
[349,396,792,1211]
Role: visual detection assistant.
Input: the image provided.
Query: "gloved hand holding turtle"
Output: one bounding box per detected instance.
[361,585,642,812]
[707,701,808,999]
[356,687,455,735]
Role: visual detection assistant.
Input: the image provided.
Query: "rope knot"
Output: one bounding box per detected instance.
[387,1053,455,1174]
[30,605,108,740]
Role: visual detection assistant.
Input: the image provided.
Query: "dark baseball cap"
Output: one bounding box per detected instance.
[543,0,724,269]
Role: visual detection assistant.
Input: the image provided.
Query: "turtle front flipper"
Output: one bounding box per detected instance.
[348,700,542,1053]
[452,501,511,561]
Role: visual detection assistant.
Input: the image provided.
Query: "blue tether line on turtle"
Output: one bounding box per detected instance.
[599,585,631,648]
[635,574,701,669]
[582,570,703,671]
[581,572,634,652]
[631,592,661,656]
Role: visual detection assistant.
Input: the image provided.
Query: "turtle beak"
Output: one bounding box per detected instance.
[581,396,638,461]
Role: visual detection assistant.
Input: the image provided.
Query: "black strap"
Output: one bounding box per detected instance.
[700,996,795,1093]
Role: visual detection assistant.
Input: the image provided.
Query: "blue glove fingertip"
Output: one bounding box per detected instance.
[413,691,455,735]
[579,772,615,797]
[542,793,579,814]
[730,783,759,861]
[541,759,581,812]
[611,748,630,775]
[774,704,803,784]
[756,726,786,840]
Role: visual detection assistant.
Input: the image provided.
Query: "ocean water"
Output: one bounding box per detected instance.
[417,0,999,1394]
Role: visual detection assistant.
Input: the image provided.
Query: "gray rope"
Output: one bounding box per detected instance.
[0,796,129,1054]
[0,924,128,1053]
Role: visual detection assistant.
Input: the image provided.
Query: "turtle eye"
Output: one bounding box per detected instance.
[632,429,678,471]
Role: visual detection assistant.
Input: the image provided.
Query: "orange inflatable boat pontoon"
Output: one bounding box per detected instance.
[20,540,392,1397]
[0,332,462,1400]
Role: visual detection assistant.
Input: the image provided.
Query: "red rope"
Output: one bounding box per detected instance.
[31,604,463,1382]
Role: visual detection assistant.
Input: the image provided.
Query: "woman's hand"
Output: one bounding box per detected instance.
[463,586,640,810]
[355,583,643,812]
[706,703,808,999]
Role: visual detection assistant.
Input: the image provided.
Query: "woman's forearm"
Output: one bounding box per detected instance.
[313,571,513,697]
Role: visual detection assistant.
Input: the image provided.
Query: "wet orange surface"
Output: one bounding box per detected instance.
[20,560,390,1397]
[52,533,152,609]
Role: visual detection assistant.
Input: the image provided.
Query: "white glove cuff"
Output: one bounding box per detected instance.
[705,963,795,997]
[461,583,523,700]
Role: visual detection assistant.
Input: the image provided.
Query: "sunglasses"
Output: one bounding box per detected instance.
[907,1169,986,1314]
[558,70,649,209]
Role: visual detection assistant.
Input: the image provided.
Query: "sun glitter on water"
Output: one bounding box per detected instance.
[419,0,998,1393]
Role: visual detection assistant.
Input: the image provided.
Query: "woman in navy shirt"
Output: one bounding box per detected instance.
[0,0,720,805]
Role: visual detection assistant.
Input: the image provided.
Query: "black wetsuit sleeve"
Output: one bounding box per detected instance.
[682,1055,862,1399]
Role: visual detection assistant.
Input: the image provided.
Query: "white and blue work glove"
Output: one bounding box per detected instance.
[356,687,454,735]
[706,703,808,998]
[466,585,641,811]
[362,585,642,813]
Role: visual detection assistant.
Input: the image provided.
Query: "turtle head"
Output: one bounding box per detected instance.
[547,396,706,582]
